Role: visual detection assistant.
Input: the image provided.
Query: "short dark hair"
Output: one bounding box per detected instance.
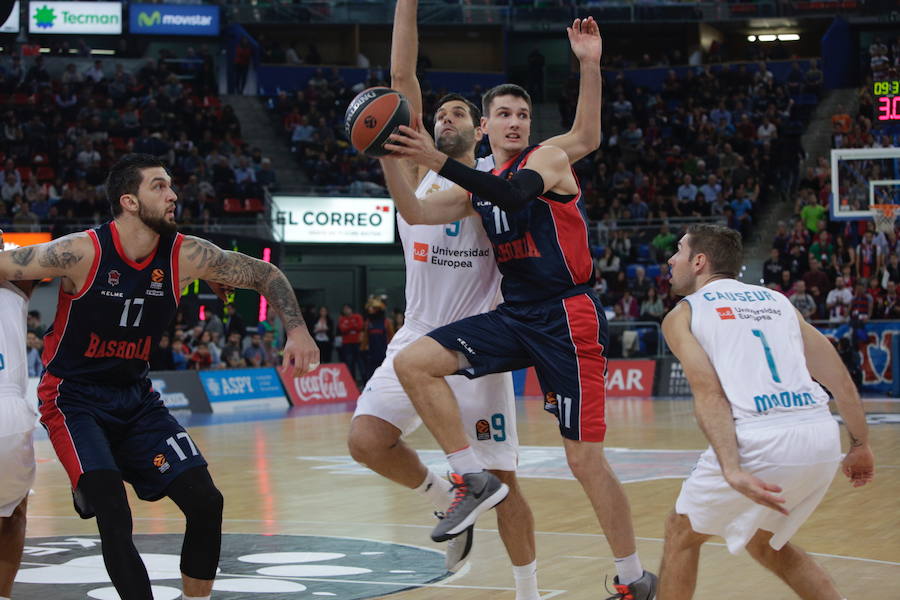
[105,153,167,217]
[436,93,481,128]
[481,83,532,116]
[685,224,743,278]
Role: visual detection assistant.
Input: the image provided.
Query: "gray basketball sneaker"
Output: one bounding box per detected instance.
[431,471,508,542]
[435,512,474,572]
[604,571,658,600]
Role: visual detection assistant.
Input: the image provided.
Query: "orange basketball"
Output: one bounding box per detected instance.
[344,87,411,158]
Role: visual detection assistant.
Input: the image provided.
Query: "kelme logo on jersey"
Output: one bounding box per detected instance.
[83,333,152,360]
[413,242,428,262]
[716,307,735,320]
[107,269,120,286]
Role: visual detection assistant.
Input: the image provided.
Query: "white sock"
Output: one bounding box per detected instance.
[182,595,211,600]
[446,445,483,475]
[414,469,453,512]
[614,551,643,586]
[512,560,540,600]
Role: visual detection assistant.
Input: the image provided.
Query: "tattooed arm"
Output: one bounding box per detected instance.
[178,235,319,375]
[0,233,93,293]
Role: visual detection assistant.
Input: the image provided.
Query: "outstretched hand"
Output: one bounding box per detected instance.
[567,16,602,65]
[208,281,234,303]
[725,470,789,515]
[281,327,320,377]
[383,114,447,172]
[841,444,875,487]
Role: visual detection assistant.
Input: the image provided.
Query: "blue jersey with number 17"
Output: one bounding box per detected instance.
[471,145,594,304]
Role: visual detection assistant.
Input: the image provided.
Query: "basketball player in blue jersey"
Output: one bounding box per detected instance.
[379,85,657,598]
[348,1,603,596]
[659,225,873,599]
[0,154,318,600]
[0,230,39,600]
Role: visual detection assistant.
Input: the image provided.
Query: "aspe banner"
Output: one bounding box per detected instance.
[524,359,656,398]
[29,2,122,35]
[130,3,219,36]
[198,367,289,413]
[280,362,360,406]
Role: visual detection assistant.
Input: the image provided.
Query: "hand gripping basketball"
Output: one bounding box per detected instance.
[345,87,412,157]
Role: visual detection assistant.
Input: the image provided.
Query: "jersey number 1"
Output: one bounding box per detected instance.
[752,329,782,383]
[119,298,145,327]
[492,206,510,234]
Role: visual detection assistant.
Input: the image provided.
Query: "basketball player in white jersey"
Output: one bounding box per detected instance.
[347,1,602,595]
[0,230,39,600]
[659,224,874,600]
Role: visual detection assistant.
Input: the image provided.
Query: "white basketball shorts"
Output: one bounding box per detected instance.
[353,325,519,471]
[676,413,841,555]
[0,394,37,517]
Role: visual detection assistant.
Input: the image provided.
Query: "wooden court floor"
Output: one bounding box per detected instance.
[19,396,900,599]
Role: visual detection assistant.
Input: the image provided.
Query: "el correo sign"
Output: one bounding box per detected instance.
[273,196,396,244]
[29,2,122,35]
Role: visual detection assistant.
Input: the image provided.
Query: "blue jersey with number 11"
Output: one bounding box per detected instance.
[471,144,594,304]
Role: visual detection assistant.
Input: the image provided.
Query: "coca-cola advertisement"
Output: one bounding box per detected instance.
[280,362,360,406]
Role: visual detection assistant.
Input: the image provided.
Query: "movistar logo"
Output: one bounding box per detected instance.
[138,11,160,26]
[136,10,214,28]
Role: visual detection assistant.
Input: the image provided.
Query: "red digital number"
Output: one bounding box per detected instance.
[878,96,900,121]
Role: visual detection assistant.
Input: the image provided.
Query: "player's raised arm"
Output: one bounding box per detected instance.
[0,232,94,285]
[662,301,789,515]
[177,236,318,375]
[390,0,424,120]
[796,310,874,487]
[542,17,603,162]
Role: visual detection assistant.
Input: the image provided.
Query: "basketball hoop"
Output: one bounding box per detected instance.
[870,204,900,233]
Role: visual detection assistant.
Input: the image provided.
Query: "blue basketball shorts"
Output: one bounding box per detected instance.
[427,290,609,441]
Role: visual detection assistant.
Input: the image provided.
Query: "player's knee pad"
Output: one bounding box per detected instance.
[76,470,133,535]
[168,466,223,525]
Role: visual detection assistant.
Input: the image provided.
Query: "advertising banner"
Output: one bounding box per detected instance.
[817,321,900,394]
[149,370,212,413]
[280,362,360,406]
[272,196,395,244]
[129,3,219,36]
[29,2,122,35]
[198,367,288,412]
[523,359,656,398]
[1,2,20,33]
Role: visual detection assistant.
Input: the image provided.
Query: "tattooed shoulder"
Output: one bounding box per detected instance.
[39,237,85,270]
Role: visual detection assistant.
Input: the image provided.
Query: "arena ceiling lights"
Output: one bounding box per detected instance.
[747,33,800,42]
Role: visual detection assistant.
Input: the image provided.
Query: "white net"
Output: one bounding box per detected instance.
[871,205,900,233]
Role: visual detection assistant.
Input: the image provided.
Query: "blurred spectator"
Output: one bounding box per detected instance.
[26,331,42,377]
[242,333,266,367]
[826,277,853,323]
[221,332,245,368]
[171,338,189,370]
[313,306,334,363]
[361,297,394,382]
[27,310,45,337]
[790,280,817,320]
[150,334,175,371]
[639,287,664,322]
[262,330,279,366]
[189,341,213,370]
[338,304,364,381]
[225,304,247,339]
[762,248,785,286]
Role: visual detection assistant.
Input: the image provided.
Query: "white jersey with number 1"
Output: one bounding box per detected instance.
[0,281,28,399]
[683,278,831,425]
[399,155,499,334]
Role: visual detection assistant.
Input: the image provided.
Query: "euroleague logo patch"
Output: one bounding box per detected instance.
[152,453,170,473]
[15,533,448,600]
[475,419,491,441]
[544,392,558,410]
[151,268,165,284]
[716,307,735,320]
[363,115,377,128]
